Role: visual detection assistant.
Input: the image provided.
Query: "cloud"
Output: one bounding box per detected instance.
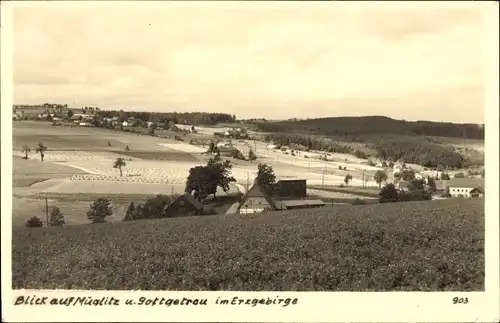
[11,2,488,123]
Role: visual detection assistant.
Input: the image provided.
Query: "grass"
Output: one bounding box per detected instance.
[12,157,87,188]
[12,177,50,187]
[12,198,484,291]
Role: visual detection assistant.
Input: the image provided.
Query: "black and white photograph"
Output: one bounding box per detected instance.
[2,0,498,322]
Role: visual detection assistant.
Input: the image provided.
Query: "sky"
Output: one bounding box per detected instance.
[11,1,491,123]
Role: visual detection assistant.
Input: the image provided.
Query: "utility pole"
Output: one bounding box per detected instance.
[246,172,249,192]
[45,195,49,226]
[321,169,325,188]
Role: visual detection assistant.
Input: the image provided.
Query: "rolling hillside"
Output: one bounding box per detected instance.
[253,116,484,140]
[13,198,484,291]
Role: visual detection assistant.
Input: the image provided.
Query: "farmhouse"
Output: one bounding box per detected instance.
[238,180,325,214]
[238,181,279,214]
[164,193,205,217]
[448,178,485,198]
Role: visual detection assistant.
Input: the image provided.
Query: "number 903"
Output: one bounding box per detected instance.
[452,297,469,304]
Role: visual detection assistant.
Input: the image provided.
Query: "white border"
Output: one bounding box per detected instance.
[2,1,499,322]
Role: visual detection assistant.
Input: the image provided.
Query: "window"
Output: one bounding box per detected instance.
[179,200,184,206]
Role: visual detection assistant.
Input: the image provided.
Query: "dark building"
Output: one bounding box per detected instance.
[164,193,205,218]
[274,179,307,199]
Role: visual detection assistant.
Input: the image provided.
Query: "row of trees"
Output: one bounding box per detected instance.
[21,142,47,161]
[96,110,236,126]
[378,182,432,203]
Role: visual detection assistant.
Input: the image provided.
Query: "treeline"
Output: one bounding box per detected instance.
[97,110,236,126]
[374,137,468,169]
[264,132,473,169]
[263,133,354,155]
[253,116,484,140]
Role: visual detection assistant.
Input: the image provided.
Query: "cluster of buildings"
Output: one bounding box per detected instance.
[162,178,326,217]
[395,177,484,198]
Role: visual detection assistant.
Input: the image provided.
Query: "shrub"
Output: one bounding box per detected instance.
[174,135,183,141]
[25,216,43,228]
[87,198,113,223]
[48,207,65,226]
[454,172,465,178]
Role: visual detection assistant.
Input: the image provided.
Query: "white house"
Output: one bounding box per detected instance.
[448,178,485,198]
[122,121,129,127]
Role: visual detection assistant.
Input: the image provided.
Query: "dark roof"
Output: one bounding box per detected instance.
[280,199,325,207]
[276,179,307,183]
[448,178,485,191]
[168,193,203,211]
[434,180,450,190]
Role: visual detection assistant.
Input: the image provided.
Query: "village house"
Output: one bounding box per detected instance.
[447,178,485,198]
[237,180,325,214]
[238,181,278,214]
[164,193,207,217]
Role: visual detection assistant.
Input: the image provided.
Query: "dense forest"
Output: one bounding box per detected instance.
[263,132,475,169]
[253,116,484,140]
[96,110,236,126]
[253,116,483,169]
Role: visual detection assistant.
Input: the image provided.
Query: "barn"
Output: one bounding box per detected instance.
[274,179,307,199]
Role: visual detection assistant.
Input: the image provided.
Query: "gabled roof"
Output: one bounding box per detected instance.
[434,180,450,190]
[178,192,204,210]
[448,178,485,191]
[239,181,277,210]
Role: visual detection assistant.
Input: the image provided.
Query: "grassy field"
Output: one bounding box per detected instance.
[12,198,484,291]
[12,157,86,188]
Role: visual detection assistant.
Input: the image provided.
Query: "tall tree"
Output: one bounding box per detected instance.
[344,174,353,186]
[35,142,47,162]
[185,165,218,201]
[256,163,276,193]
[374,170,388,189]
[21,145,30,159]
[87,198,113,223]
[248,148,257,162]
[113,157,126,176]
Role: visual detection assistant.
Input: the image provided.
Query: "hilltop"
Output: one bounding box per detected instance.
[252,116,484,140]
[13,198,484,291]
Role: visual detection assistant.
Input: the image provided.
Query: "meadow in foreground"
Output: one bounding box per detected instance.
[12,198,484,291]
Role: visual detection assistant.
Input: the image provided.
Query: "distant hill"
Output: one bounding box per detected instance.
[253,116,484,140]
